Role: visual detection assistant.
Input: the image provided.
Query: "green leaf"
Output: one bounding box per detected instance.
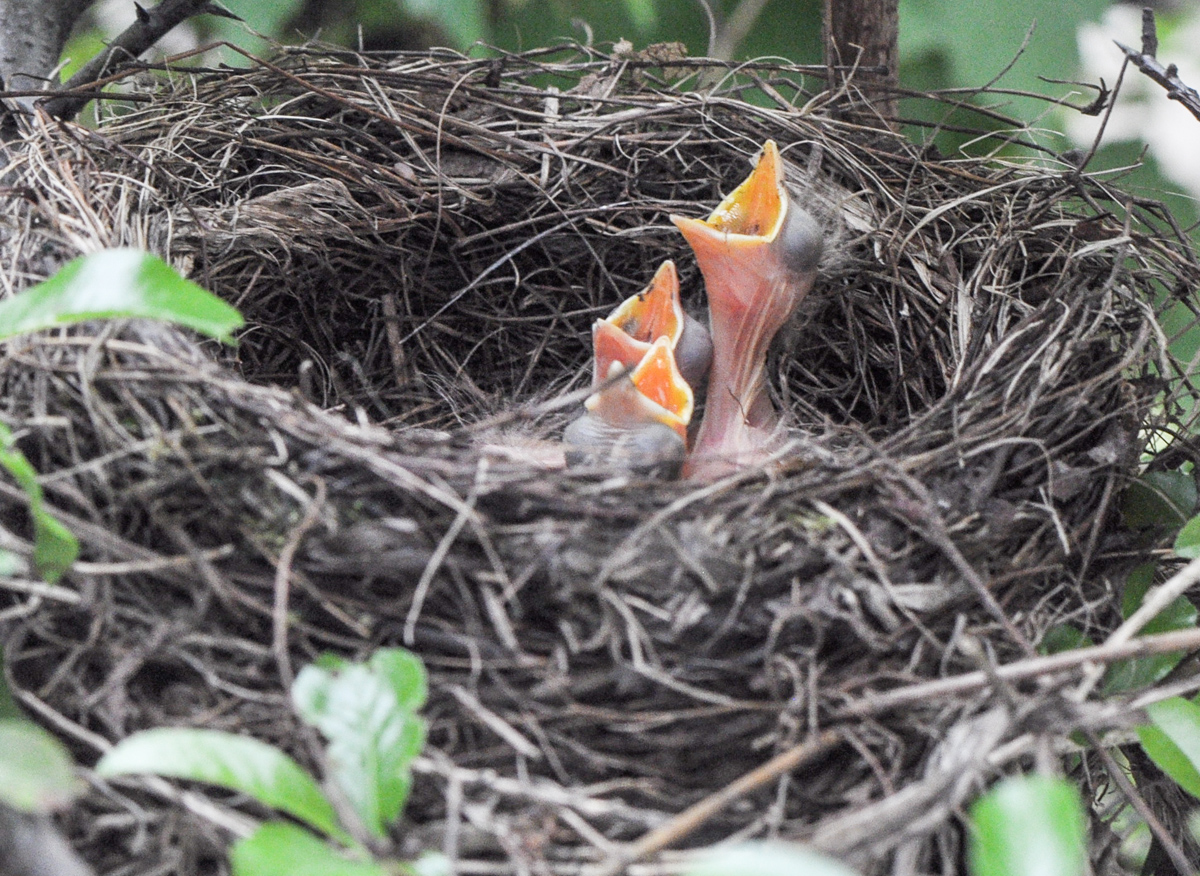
[0,548,24,578]
[405,853,453,876]
[685,842,861,876]
[1104,564,1198,694]
[0,422,79,583]
[292,652,427,839]
[1038,624,1092,655]
[1138,697,1200,799]
[1176,514,1200,557]
[0,249,243,345]
[231,822,386,876]
[1122,470,1197,530]
[57,28,108,84]
[0,719,83,813]
[96,728,347,842]
[369,649,428,713]
[969,775,1086,876]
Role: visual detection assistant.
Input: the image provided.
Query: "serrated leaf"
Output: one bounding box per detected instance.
[685,841,861,876]
[1138,697,1200,799]
[0,422,78,583]
[1104,564,1197,694]
[292,656,426,839]
[969,775,1086,876]
[1122,470,1197,530]
[96,728,346,841]
[1176,514,1200,557]
[0,720,83,813]
[0,249,243,345]
[231,822,386,876]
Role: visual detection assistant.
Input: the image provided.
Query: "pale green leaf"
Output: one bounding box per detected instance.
[623,0,657,31]
[231,823,385,876]
[96,728,346,841]
[1138,697,1200,799]
[685,842,861,876]
[0,422,78,583]
[292,654,426,839]
[969,775,1086,876]
[0,249,243,345]
[0,720,83,813]
[405,853,453,876]
[0,548,23,578]
[369,648,428,713]
[1177,514,1200,557]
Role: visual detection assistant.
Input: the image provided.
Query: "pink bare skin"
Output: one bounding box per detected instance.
[671,141,823,480]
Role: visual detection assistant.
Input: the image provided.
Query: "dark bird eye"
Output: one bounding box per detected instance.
[779,205,823,276]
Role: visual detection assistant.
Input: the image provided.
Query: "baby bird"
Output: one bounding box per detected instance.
[591,260,712,390]
[671,140,823,480]
[564,336,694,478]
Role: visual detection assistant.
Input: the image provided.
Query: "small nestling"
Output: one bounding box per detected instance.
[563,336,694,478]
[591,259,712,390]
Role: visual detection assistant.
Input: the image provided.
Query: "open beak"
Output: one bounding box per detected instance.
[591,260,712,391]
[607,260,683,348]
[564,337,694,477]
[669,140,790,315]
[592,260,682,383]
[585,337,693,439]
[670,140,823,478]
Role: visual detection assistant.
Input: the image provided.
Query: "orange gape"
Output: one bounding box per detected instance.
[671,140,824,480]
[629,337,694,439]
[608,260,682,347]
[591,260,712,391]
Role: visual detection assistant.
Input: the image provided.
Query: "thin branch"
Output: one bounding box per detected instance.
[40,0,238,120]
[586,730,843,876]
[1114,7,1200,123]
[1071,555,1200,702]
[834,625,1200,719]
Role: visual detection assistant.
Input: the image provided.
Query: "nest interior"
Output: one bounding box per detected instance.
[3,44,1200,874]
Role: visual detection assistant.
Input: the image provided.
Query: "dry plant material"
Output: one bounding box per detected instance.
[0,44,1199,874]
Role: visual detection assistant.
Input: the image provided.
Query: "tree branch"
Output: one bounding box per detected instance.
[1114,7,1200,123]
[40,0,238,120]
[0,0,94,117]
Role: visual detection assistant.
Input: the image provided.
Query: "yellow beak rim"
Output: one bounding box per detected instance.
[669,140,787,249]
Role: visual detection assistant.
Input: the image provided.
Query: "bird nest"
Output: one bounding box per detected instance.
[2,44,1200,875]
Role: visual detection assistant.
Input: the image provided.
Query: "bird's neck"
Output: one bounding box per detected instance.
[703,273,792,430]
